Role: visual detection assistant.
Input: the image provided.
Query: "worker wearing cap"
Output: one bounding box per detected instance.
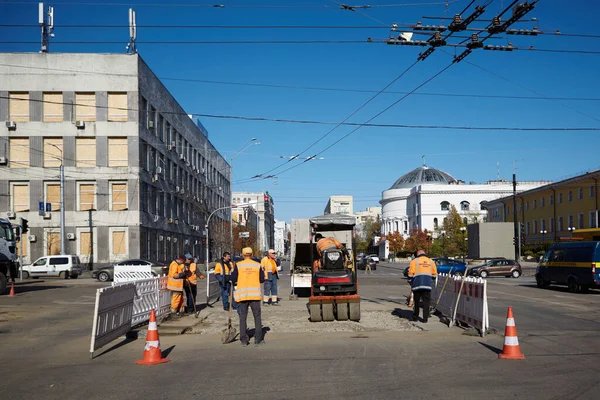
[261,249,279,306]
[183,253,204,314]
[215,251,236,311]
[231,247,266,347]
[167,255,187,316]
[407,249,437,323]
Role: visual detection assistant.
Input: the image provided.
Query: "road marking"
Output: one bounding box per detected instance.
[487,288,589,311]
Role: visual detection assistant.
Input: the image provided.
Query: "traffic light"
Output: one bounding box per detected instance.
[264,194,269,210]
[20,217,29,235]
[519,222,525,247]
[513,237,517,246]
[201,238,206,245]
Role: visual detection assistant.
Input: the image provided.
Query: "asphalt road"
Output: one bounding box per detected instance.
[1,262,599,399]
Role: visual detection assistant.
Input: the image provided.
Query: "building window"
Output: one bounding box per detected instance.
[43,138,63,167]
[518,203,522,212]
[568,215,574,229]
[578,213,584,229]
[433,218,438,228]
[440,201,450,211]
[533,220,538,234]
[578,188,583,200]
[558,216,563,232]
[541,197,545,208]
[541,219,546,231]
[526,201,529,211]
[79,231,92,255]
[17,234,28,259]
[460,201,470,211]
[140,97,148,128]
[108,138,128,167]
[590,212,598,229]
[47,231,61,255]
[76,138,96,167]
[568,191,572,202]
[75,92,96,121]
[78,183,96,211]
[110,182,128,211]
[43,93,63,122]
[111,230,127,256]
[463,217,468,225]
[590,185,596,198]
[558,193,563,204]
[10,183,29,212]
[533,199,537,209]
[9,138,29,168]
[550,217,554,233]
[9,92,29,122]
[45,183,61,211]
[526,221,530,235]
[549,195,553,205]
[107,92,128,122]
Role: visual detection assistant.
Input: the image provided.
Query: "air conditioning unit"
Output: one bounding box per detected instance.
[147,120,155,129]
[175,186,180,193]
[186,160,191,167]
[155,166,163,175]
[167,145,173,151]
[6,211,16,219]
[168,217,174,224]
[158,235,164,241]
[153,215,159,222]
[43,212,52,219]
[174,219,179,225]
[66,233,76,240]
[28,235,37,242]
[152,175,159,183]
[0,156,7,165]
[5,121,17,130]
[179,153,185,161]
[75,120,86,129]
[180,189,185,195]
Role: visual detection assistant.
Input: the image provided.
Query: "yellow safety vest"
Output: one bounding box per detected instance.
[167,261,184,291]
[261,256,277,277]
[186,263,197,285]
[233,258,262,302]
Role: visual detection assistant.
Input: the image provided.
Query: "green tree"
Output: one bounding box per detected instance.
[386,231,404,255]
[441,205,467,257]
[404,229,432,254]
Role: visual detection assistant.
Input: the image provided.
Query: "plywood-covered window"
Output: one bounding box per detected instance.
[17,235,28,257]
[112,231,126,255]
[46,184,61,211]
[108,138,128,167]
[107,92,128,122]
[43,93,63,122]
[111,182,127,211]
[9,92,29,122]
[75,92,96,121]
[44,138,63,167]
[76,138,96,167]
[47,232,61,255]
[79,183,95,211]
[80,231,91,255]
[11,184,29,212]
[9,138,29,168]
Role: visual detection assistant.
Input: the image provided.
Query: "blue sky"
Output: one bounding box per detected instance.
[2,0,599,223]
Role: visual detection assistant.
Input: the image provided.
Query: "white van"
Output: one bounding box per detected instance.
[22,255,83,279]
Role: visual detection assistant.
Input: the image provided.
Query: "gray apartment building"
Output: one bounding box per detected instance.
[0,53,230,268]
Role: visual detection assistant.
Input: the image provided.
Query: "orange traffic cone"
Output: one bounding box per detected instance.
[498,306,525,360]
[8,282,15,297]
[135,309,170,365]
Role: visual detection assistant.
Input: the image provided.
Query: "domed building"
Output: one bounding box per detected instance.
[380,165,548,237]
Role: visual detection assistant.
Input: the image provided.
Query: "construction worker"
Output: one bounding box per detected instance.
[261,249,279,306]
[231,247,266,347]
[215,251,236,311]
[167,255,187,316]
[314,233,350,267]
[407,249,438,323]
[183,253,204,314]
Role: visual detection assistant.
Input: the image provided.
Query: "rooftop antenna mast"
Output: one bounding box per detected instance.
[497,161,500,181]
[126,8,137,54]
[39,2,54,53]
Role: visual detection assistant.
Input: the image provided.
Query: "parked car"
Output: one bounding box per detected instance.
[433,258,467,276]
[22,255,83,279]
[468,259,522,278]
[92,259,168,282]
[369,254,380,263]
[357,255,377,271]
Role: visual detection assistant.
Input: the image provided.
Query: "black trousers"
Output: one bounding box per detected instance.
[184,283,197,313]
[412,289,431,321]
[238,300,263,344]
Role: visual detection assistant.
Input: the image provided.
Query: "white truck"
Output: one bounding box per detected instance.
[290,218,313,296]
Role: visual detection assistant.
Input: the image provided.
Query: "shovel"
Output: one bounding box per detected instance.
[221,284,237,344]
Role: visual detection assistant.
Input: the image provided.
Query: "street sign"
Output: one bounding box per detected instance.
[39,201,44,216]
[239,232,250,238]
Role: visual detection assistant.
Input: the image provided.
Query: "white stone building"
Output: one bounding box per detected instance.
[380,166,548,237]
[274,220,289,256]
[324,195,353,215]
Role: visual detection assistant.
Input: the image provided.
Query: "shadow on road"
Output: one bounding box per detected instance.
[479,341,502,355]
[2,285,67,295]
[519,284,600,295]
[162,345,176,358]
[95,337,137,359]
[391,308,414,321]
[247,326,271,340]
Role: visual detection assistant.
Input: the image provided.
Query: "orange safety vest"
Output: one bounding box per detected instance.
[261,256,277,277]
[316,237,343,256]
[167,260,185,291]
[233,258,263,302]
[185,263,198,285]
[215,260,234,276]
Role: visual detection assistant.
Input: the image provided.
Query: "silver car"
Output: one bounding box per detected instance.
[92,259,169,282]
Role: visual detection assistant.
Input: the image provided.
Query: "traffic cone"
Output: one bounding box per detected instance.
[135,309,170,365]
[498,306,525,360]
[8,282,15,297]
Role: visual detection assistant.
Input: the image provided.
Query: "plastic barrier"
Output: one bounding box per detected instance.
[113,265,153,283]
[207,269,220,303]
[112,276,170,326]
[90,284,136,358]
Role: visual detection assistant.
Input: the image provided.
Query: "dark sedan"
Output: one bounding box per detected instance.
[92,259,169,282]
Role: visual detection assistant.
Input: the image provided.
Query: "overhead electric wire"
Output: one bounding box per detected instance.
[0,1,457,8]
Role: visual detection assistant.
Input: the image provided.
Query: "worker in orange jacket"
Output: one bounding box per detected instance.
[167,255,187,316]
[407,249,437,323]
[183,253,205,314]
[314,233,350,266]
[261,249,279,306]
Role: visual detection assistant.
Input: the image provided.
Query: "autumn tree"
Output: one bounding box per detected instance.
[404,229,432,254]
[439,204,467,257]
[386,231,405,254]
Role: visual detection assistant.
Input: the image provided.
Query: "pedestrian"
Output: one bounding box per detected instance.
[215,251,236,311]
[261,249,279,306]
[183,253,204,314]
[365,256,373,275]
[407,249,437,323]
[231,247,266,347]
[167,255,187,316]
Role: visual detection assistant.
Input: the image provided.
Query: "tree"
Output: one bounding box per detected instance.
[232,224,259,257]
[404,229,432,254]
[440,205,467,257]
[386,231,404,255]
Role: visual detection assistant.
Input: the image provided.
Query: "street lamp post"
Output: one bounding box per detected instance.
[460,226,466,263]
[567,226,576,238]
[440,230,446,257]
[48,143,66,255]
[540,229,547,250]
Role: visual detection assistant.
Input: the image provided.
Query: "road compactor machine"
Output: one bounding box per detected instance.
[308,214,360,322]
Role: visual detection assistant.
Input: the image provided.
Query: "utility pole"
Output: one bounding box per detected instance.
[88,209,94,271]
[60,162,66,255]
[513,173,518,261]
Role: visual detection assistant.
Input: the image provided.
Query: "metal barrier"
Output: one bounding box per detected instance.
[207,269,220,303]
[112,275,171,326]
[90,284,136,358]
[113,265,154,283]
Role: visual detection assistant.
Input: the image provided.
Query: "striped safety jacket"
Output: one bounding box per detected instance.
[408,254,437,291]
[231,257,265,302]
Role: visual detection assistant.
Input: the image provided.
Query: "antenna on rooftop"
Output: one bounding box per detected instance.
[126,8,137,54]
[497,161,500,181]
[39,2,55,53]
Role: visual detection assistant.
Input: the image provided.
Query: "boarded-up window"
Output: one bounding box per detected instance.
[108,138,128,167]
[47,232,61,255]
[43,93,63,122]
[9,138,29,168]
[9,92,29,122]
[12,184,29,212]
[44,138,63,167]
[79,183,95,211]
[80,231,91,255]
[76,138,96,167]
[75,92,96,121]
[112,231,126,255]
[17,235,28,257]
[111,183,127,211]
[108,93,128,121]
[46,184,60,211]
